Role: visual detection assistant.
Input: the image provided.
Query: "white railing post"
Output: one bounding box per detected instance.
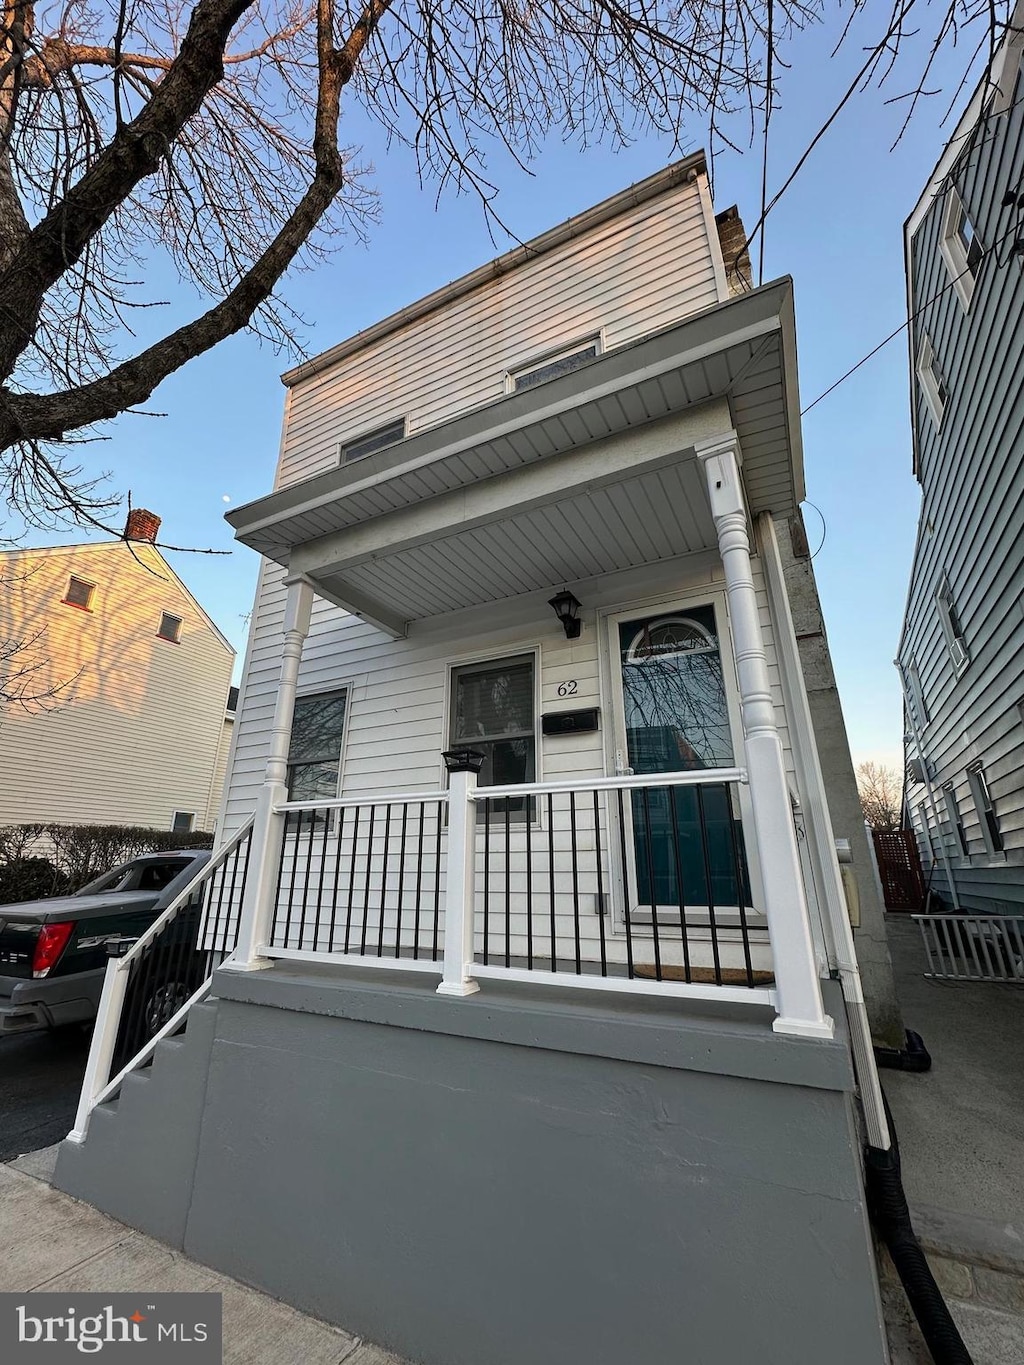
[696,432,834,1040]
[437,750,482,997]
[227,578,313,971]
[67,955,130,1143]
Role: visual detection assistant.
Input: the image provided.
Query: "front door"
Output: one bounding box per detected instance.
[612,603,751,916]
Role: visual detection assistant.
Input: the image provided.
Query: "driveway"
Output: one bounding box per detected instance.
[0,1027,90,1162]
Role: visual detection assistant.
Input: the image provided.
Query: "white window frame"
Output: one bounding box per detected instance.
[285,686,350,807]
[170,810,196,834]
[916,333,947,429]
[900,657,930,729]
[63,575,96,611]
[338,417,407,465]
[941,784,968,859]
[966,763,1004,856]
[446,649,540,823]
[505,334,603,394]
[935,578,969,673]
[939,187,982,311]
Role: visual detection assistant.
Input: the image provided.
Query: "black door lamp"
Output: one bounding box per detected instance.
[548,589,582,639]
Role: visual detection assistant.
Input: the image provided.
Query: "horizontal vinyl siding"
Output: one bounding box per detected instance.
[901,56,1024,895]
[224,555,798,823]
[278,181,721,490]
[0,544,234,831]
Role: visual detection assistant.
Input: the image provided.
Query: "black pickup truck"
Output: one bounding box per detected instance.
[0,849,210,1035]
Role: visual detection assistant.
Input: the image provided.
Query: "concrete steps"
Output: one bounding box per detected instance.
[52,1000,220,1249]
[879,1207,1024,1364]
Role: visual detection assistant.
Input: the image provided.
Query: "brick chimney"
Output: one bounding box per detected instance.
[124,508,161,543]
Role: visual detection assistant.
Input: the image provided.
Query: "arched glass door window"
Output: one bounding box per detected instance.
[618,605,749,910]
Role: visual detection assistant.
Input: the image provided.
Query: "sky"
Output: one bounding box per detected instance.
[9,4,989,773]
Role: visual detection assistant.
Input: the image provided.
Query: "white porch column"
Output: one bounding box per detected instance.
[695,432,834,1039]
[438,751,482,997]
[228,577,314,971]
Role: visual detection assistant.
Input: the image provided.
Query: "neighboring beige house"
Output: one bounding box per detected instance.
[0,510,235,833]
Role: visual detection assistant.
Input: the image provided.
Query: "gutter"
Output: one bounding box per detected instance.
[280,153,708,389]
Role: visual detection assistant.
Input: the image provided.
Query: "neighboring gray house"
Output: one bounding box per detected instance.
[55,157,896,1365]
[899,4,1024,915]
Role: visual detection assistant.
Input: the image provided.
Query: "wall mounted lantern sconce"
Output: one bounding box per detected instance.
[548,590,582,639]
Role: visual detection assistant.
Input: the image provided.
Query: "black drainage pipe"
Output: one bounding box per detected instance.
[874,1028,933,1073]
[865,1098,973,1364]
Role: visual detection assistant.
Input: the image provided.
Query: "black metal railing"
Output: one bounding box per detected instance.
[271,799,446,961]
[113,823,253,1069]
[476,778,768,988]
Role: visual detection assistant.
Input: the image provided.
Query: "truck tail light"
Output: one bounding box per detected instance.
[32,922,76,977]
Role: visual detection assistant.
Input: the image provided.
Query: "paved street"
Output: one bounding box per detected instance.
[0,1027,90,1162]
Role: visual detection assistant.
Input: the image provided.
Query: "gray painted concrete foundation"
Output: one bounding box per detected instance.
[56,967,889,1365]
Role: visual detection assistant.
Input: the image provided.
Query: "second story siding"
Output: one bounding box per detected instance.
[900,33,1024,871]
[277,159,728,490]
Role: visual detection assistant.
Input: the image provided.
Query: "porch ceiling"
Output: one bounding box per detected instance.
[227,279,802,632]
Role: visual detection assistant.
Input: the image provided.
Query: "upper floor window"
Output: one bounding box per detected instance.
[63,576,95,611]
[941,784,968,858]
[940,188,983,310]
[157,612,183,643]
[966,763,1004,855]
[340,417,406,464]
[509,338,601,393]
[901,657,930,730]
[450,654,536,819]
[935,578,969,673]
[287,689,348,803]
[916,333,947,430]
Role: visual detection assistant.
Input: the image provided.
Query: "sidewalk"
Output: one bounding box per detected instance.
[1,1147,408,1365]
[879,914,1024,1365]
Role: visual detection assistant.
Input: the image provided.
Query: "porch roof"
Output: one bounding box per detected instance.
[227,279,803,634]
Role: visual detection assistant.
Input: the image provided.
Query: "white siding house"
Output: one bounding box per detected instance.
[0,512,235,833]
[56,158,894,1365]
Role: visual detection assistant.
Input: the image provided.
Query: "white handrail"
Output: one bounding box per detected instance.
[275,791,450,813]
[66,815,255,1145]
[473,768,748,801]
[116,815,255,968]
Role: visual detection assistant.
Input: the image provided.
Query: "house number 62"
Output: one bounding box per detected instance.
[557,680,578,697]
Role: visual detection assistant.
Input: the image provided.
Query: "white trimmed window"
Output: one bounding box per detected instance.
[941,785,968,858]
[967,763,1004,855]
[901,657,930,729]
[171,810,196,834]
[508,337,601,393]
[340,417,406,464]
[286,690,348,802]
[63,575,95,611]
[449,654,536,819]
[935,578,969,672]
[940,188,983,310]
[916,333,948,429]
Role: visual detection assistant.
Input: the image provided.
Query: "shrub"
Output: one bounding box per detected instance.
[0,823,214,900]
